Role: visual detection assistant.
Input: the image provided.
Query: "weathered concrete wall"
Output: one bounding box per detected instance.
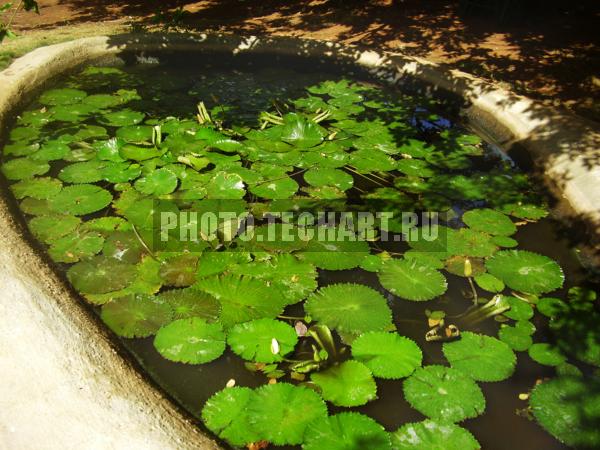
[0,33,598,450]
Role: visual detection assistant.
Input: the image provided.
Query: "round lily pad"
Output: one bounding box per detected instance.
[67,255,137,295]
[247,383,328,446]
[443,332,516,382]
[153,317,226,364]
[205,171,246,199]
[504,296,534,320]
[28,214,81,243]
[227,318,298,363]
[378,258,447,301]
[304,412,392,450]
[39,88,87,105]
[100,109,145,127]
[528,343,566,366]
[298,237,370,270]
[48,230,105,263]
[311,360,377,407]
[157,288,220,322]
[537,297,568,318]
[403,365,486,422]
[498,325,533,352]
[100,294,173,338]
[391,420,480,450]
[49,184,112,215]
[30,141,70,161]
[474,273,505,293]
[249,176,299,199]
[59,161,106,184]
[201,387,258,447]
[303,168,354,191]
[352,332,422,379]
[134,168,178,195]
[485,250,564,295]
[2,158,49,180]
[463,208,517,236]
[530,376,600,448]
[116,125,153,143]
[304,283,393,336]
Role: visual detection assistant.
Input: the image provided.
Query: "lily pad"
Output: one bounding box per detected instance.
[28,214,81,243]
[249,176,298,199]
[485,250,564,295]
[304,412,392,450]
[304,283,393,336]
[443,331,516,382]
[504,296,534,321]
[2,158,49,180]
[39,88,87,105]
[100,109,145,127]
[378,258,447,301]
[48,230,104,263]
[153,317,226,364]
[205,171,246,199]
[474,273,505,293]
[67,255,137,295]
[297,237,370,270]
[303,168,354,191]
[498,325,533,352]
[530,376,600,448]
[352,332,422,379]
[227,318,298,363]
[463,208,517,236]
[116,125,153,143]
[247,383,327,445]
[134,168,178,196]
[157,288,220,322]
[100,294,172,338]
[403,365,486,422]
[49,184,112,215]
[311,360,377,407]
[201,387,258,447]
[391,420,480,450]
[528,343,566,366]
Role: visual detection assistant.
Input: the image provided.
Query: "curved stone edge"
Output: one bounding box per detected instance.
[0,32,598,448]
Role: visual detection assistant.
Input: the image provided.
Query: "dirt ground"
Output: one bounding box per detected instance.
[5,0,600,121]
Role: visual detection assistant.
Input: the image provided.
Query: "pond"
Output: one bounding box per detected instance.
[1,51,599,450]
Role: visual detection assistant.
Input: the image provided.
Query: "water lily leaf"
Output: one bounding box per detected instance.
[30,141,70,161]
[195,275,287,329]
[50,103,97,122]
[67,255,137,294]
[396,159,436,177]
[304,283,393,336]
[352,332,422,379]
[102,162,142,183]
[530,376,600,448]
[59,161,106,184]
[119,143,165,161]
[445,255,485,277]
[443,331,516,382]
[536,297,568,318]
[474,273,505,293]
[48,230,104,263]
[2,157,49,180]
[116,125,153,143]
[102,231,143,263]
[153,317,226,364]
[100,109,145,127]
[100,294,172,338]
[297,237,370,270]
[201,387,258,447]
[359,254,385,272]
[205,171,246,199]
[157,288,220,322]
[159,254,198,287]
[82,93,123,109]
[462,208,517,236]
[349,149,396,172]
[248,383,327,445]
[134,167,178,195]
[491,235,518,248]
[452,228,498,257]
[498,324,533,351]
[249,176,298,199]
[227,318,298,363]
[49,184,112,215]
[311,360,377,407]
[504,296,534,320]
[485,250,564,295]
[501,202,549,221]
[28,214,80,243]
[403,365,486,422]
[391,420,480,450]
[378,258,447,301]
[11,177,62,200]
[3,141,40,157]
[304,412,392,450]
[39,88,87,105]
[20,197,52,216]
[17,109,54,127]
[303,168,354,191]
[279,113,325,148]
[528,343,566,366]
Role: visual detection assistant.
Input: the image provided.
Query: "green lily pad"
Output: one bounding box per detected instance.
[502,202,549,221]
[2,158,49,180]
[100,109,145,127]
[536,297,568,318]
[530,376,600,448]
[378,258,447,301]
[205,171,246,199]
[463,208,517,236]
[396,159,436,177]
[490,235,518,248]
[153,317,226,364]
[443,331,516,382]
[485,250,564,295]
[279,113,325,148]
[157,288,220,322]
[311,360,377,407]
[82,93,123,109]
[3,141,40,157]
[297,237,370,270]
[100,294,172,338]
[201,387,258,447]
[303,168,354,191]
[227,318,298,363]
[116,125,153,143]
[247,383,327,445]
[28,214,81,243]
[360,254,385,272]
[504,296,534,320]
[498,325,533,351]
[11,177,62,200]
[59,161,106,184]
[352,332,422,379]
[39,88,87,105]
[304,412,392,450]
[67,255,137,295]
[159,254,199,287]
[403,365,486,422]
[528,343,566,366]
[195,275,287,329]
[474,273,505,293]
[48,230,104,263]
[30,141,70,161]
[249,176,299,199]
[391,420,480,450]
[134,168,178,195]
[49,184,112,215]
[304,283,393,336]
